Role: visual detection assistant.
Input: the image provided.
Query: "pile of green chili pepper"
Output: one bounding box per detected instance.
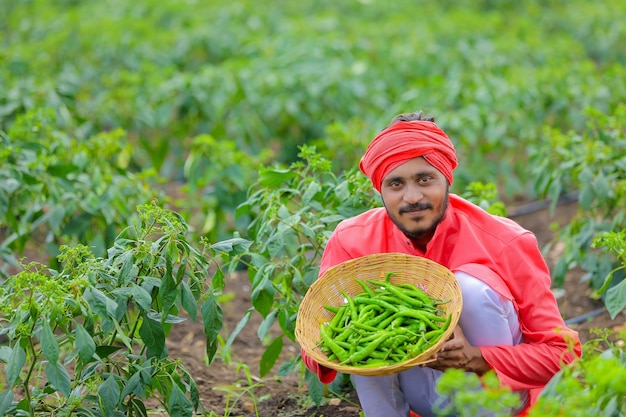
[318,272,452,367]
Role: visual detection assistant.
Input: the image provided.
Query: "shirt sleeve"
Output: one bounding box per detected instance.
[479,233,581,391]
[318,228,354,277]
[301,348,338,384]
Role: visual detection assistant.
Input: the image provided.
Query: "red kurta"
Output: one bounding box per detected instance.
[302,194,581,404]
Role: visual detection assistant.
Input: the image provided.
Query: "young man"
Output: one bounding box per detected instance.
[302,111,581,417]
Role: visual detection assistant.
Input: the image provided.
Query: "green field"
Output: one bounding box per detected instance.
[1,1,625,415]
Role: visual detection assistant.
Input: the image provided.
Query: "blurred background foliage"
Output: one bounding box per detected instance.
[2,0,624,186]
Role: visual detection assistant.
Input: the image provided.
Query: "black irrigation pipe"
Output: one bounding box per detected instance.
[564,307,606,325]
[507,191,579,218]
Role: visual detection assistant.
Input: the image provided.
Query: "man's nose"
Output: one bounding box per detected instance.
[403,184,424,204]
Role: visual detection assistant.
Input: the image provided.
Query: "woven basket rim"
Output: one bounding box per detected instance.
[296,252,463,376]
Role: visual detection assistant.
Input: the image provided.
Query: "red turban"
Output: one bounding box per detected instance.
[359,120,457,192]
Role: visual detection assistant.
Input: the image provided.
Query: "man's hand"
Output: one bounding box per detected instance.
[426,326,491,374]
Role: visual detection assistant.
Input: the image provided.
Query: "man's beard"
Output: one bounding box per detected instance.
[386,189,449,241]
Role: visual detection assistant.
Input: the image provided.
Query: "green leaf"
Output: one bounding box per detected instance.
[278,308,296,342]
[0,346,10,362]
[180,281,198,320]
[95,345,124,360]
[277,204,291,220]
[210,237,252,253]
[592,172,610,201]
[257,310,277,341]
[266,233,286,259]
[188,374,200,409]
[302,181,321,203]
[121,371,146,399]
[47,163,78,177]
[0,390,15,417]
[319,214,346,224]
[117,252,134,285]
[167,383,193,417]
[75,323,96,363]
[46,204,66,233]
[130,284,153,312]
[159,262,178,321]
[167,239,179,263]
[138,314,166,359]
[259,336,283,377]
[251,285,273,318]
[98,375,121,417]
[578,183,594,210]
[305,370,324,406]
[128,397,149,417]
[201,292,223,364]
[303,267,319,288]
[258,168,297,188]
[84,287,119,319]
[224,308,252,353]
[148,312,186,324]
[212,268,225,293]
[6,345,26,387]
[291,268,308,294]
[0,189,8,220]
[175,261,187,284]
[45,361,71,397]
[40,319,59,363]
[605,279,626,320]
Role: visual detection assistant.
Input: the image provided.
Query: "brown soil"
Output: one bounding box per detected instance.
[162,201,626,417]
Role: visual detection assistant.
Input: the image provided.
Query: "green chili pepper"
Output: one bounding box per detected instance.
[329,304,347,328]
[323,305,340,314]
[396,283,436,306]
[341,290,359,323]
[352,321,380,332]
[319,323,349,363]
[367,279,427,309]
[355,278,377,297]
[397,304,447,323]
[348,331,390,364]
[408,336,427,357]
[353,296,399,313]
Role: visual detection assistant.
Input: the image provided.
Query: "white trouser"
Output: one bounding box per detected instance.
[352,272,528,417]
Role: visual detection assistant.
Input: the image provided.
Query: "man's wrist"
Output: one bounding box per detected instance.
[468,346,490,374]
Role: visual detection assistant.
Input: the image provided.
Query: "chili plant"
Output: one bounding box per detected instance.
[591,229,626,319]
[0,107,159,277]
[530,105,626,296]
[528,329,626,417]
[434,369,522,417]
[227,145,377,380]
[459,181,507,217]
[0,202,249,416]
[181,133,274,242]
[432,330,626,417]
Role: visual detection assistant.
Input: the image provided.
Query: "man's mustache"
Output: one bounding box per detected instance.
[399,203,432,214]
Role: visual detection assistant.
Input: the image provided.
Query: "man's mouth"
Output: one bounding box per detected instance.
[400,204,431,215]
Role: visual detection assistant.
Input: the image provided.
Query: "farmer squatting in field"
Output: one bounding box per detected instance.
[300,111,581,417]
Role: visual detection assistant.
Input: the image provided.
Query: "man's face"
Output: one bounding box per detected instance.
[380,157,449,246]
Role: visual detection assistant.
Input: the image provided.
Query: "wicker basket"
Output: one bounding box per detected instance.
[296,252,463,376]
